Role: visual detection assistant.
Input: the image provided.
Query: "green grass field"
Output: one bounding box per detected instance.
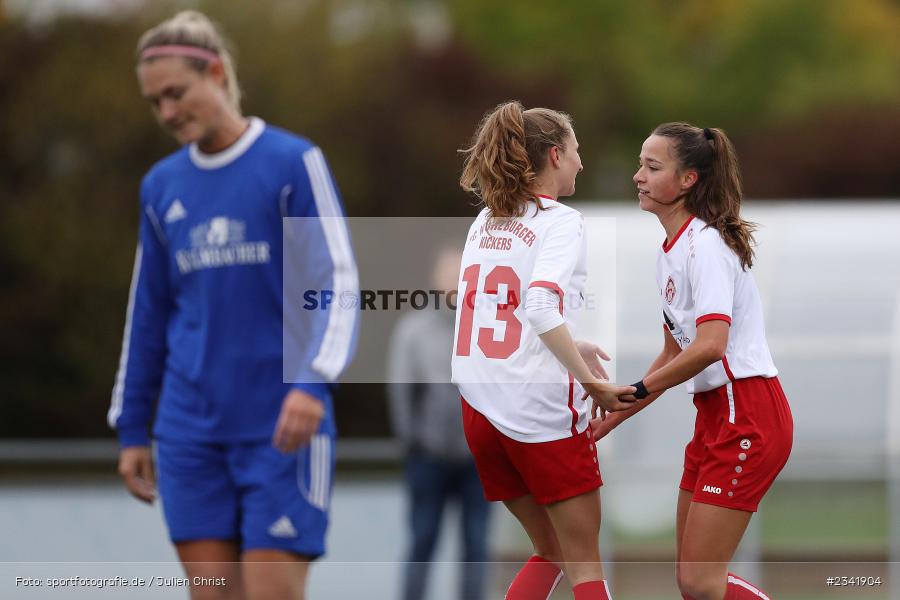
[537,479,892,599]
[606,480,888,560]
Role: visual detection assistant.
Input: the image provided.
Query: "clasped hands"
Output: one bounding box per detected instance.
[575,340,640,421]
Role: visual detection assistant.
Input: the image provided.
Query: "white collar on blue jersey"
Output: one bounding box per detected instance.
[189,116,266,170]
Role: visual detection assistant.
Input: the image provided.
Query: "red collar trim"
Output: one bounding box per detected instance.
[536,194,556,201]
[662,215,695,253]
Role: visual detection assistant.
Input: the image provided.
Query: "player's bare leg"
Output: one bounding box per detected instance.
[241,549,309,600]
[504,495,564,564]
[677,501,752,600]
[176,540,243,600]
[675,488,693,592]
[543,489,605,586]
[503,495,565,598]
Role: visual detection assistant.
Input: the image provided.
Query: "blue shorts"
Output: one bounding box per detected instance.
[156,434,335,557]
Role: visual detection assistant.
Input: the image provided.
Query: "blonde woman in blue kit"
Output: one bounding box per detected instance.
[109,11,358,600]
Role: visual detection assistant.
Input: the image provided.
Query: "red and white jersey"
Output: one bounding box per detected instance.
[657,216,777,394]
[451,198,588,443]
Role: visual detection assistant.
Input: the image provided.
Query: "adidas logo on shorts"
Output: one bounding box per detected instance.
[268,515,298,538]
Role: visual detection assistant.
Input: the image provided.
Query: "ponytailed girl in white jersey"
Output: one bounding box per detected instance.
[452,101,634,600]
[593,123,792,600]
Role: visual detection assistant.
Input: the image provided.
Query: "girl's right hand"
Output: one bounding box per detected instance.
[118,446,156,504]
[583,381,636,413]
[590,415,617,441]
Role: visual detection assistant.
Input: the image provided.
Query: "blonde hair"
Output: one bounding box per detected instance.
[460,101,573,218]
[137,10,242,111]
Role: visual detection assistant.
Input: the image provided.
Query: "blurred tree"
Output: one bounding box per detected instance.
[0,14,156,436]
[449,0,900,196]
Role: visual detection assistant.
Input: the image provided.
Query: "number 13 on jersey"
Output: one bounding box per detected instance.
[455,263,522,359]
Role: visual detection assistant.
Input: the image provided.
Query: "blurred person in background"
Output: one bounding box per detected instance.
[388,246,491,600]
[593,123,793,600]
[452,101,635,600]
[108,10,358,600]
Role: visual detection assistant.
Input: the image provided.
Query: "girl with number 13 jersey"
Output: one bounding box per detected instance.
[451,101,634,600]
[453,197,590,441]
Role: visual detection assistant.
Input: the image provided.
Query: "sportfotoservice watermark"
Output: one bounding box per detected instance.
[281,216,618,384]
[299,288,599,312]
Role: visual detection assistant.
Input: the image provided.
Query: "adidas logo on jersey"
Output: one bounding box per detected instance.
[164,199,187,223]
[702,484,722,495]
[267,516,298,538]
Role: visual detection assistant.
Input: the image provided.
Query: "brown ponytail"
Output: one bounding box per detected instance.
[460,101,573,219]
[652,122,757,270]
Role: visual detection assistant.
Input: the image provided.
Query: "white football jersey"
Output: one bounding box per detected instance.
[657,216,777,394]
[451,198,589,442]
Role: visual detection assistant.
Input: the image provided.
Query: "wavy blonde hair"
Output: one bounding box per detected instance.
[460,101,573,218]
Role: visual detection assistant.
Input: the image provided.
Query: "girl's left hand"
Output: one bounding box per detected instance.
[575,340,610,380]
[273,389,324,453]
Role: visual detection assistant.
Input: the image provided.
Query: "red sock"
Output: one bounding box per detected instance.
[725,573,770,599]
[505,556,563,600]
[572,580,612,600]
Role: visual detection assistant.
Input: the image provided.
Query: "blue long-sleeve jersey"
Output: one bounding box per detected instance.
[108,118,359,447]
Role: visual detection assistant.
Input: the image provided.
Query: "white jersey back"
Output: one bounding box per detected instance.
[451,199,588,442]
[657,216,777,394]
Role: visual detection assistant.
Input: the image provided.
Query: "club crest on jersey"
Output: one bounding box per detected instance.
[175,216,270,274]
[191,216,245,247]
[665,276,676,304]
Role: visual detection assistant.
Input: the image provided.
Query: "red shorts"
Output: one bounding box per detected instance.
[461,397,601,505]
[681,376,793,512]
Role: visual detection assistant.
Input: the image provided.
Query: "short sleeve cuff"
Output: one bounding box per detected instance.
[696,313,732,326]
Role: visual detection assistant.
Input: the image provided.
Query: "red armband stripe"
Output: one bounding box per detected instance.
[696,313,732,326]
